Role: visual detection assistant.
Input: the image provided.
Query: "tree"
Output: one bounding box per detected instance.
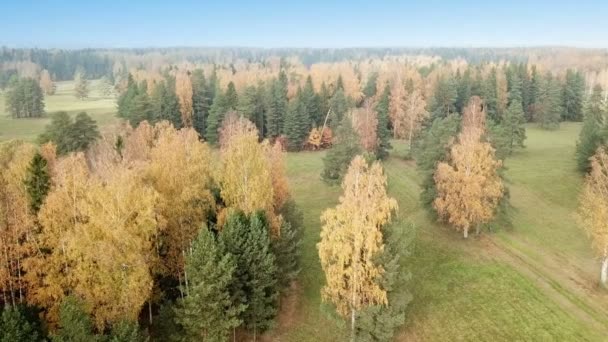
[374,84,392,159]
[221,211,278,340]
[238,84,266,137]
[363,72,378,99]
[0,305,42,342]
[329,88,349,129]
[191,69,210,137]
[74,71,89,100]
[321,117,362,185]
[68,112,100,152]
[403,89,429,147]
[51,296,98,342]
[175,69,193,127]
[576,85,607,172]
[433,125,504,238]
[108,321,147,342]
[151,77,181,128]
[562,69,585,121]
[535,73,562,130]
[39,111,73,154]
[413,114,461,213]
[98,76,114,97]
[318,156,398,341]
[206,83,238,144]
[265,71,288,140]
[24,152,51,213]
[301,75,321,126]
[40,69,55,95]
[578,147,608,287]
[283,91,310,151]
[174,227,243,341]
[429,76,457,120]
[5,78,45,118]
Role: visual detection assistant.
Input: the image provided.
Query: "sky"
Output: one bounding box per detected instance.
[1,0,607,49]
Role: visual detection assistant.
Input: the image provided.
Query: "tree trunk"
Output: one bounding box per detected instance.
[463,229,468,239]
[601,256,608,288]
[351,309,356,342]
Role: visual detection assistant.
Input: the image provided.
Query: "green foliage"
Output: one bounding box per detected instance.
[489,73,526,159]
[5,77,45,118]
[455,69,473,114]
[206,83,238,144]
[374,83,392,159]
[74,72,89,100]
[481,67,499,121]
[151,77,182,128]
[576,85,607,172]
[238,84,266,136]
[24,152,51,213]
[429,76,458,120]
[220,211,279,337]
[117,75,139,119]
[301,76,321,126]
[321,117,362,184]
[328,88,349,128]
[0,305,43,342]
[535,73,562,130]
[265,71,288,139]
[191,69,209,137]
[52,296,98,342]
[413,114,461,214]
[272,220,302,290]
[108,320,148,342]
[561,69,585,121]
[363,72,378,99]
[69,112,101,151]
[174,227,244,342]
[38,111,99,155]
[355,221,414,342]
[284,91,310,151]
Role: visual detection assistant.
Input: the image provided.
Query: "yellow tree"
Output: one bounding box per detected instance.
[39,69,55,95]
[403,89,429,147]
[176,69,194,127]
[389,76,407,139]
[0,141,37,306]
[433,126,504,238]
[318,156,397,340]
[578,147,608,287]
[218,111,259,149]
[351,100,378,152]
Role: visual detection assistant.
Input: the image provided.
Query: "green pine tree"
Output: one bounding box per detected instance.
[117,74,139,119]
[576,85,607,172]
[74,71,89,100]
[562,69,585,121]
[363,72,379,99]
[238,84,266,136]
[429,76,458,120]
[284,90,310,151]
[68,112,100,152]
[206,90,228,144]
[191,69,209,137]
[51,296,99,342]
[0,306,43,342]
[174,227,244,342]
[328,88,349,129]
[265,71,288,139]
[321,116,362,184]
[38,111,73,155]
[481,67,499,121]
[225,81,239,110]
[489,73,526,159]
[108,321,147,342]
[301,75,321,126]
[535,73,562,130]
[24,152,51,213]
[5,78,45,118]
[374,83,392,159]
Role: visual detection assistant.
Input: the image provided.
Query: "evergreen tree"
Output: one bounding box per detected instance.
[68,112,100,151]
[321,116,362,184]
[455,69,473,114]
[526,66,541,121]
[174,227,244,342]
[318,81,331,121]
[413,114,461,214]
[24,152,51,213]
[0,306,43,342]
[74,71,89,100]
[265,71,288,139]
[535,73,562,130]
[562,69,585,121]
[271,220,301,290]
[481,67,499,121]
[301,75,321,126]
[489,73,526,158]
[151,78,181,128]
[191,69,209,137]
[239,84,266,136]
[374,83,392,159]
[5,78,45,118]
[38,111,73,154]
[329,88,349,128]
[221,211,279,339]
[117,74,139,119]
[206,91,228,144]
[363,72,379,99]
[284,90,310,151]
[225,81,239,110]
[51,296,99,342]
[576,85,607,172]
[108,321,147,342]
[429,76,457,120]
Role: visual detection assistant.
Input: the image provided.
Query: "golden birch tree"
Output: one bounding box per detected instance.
[578,147,608,287]
[318,156,397,340]
[176,69,194,127]
[351,100,378,152]
[403,89,429,147]
[39,69,55,95]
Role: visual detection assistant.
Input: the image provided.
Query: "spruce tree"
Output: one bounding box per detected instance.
[328,88,349,128]
[68,112,100,152]
[363,72,379,99]
[117,74,139,119]
[283,90,310,151]
[535,73,562,130]
[5,78,45,118]
[481,67,499,121]
[455,69,473,114]
[321,116,362,184]
[271,220,301,290]
[38,111,73,155]
[239,84,265,136]
[527,66,541,121]
[108,321,147,342]
[429,76,457,120]
[206,91,228,144]
[301,75,321,126]
[225,81,239,110]
[24,152,51,213]
[0,306,42,342]
[265,72,288,140]
[51,296,99,342]
[174,227,244,342]
[490,73,526,158]
[562,69,585,121]
[576,85,606,172]
[74,71,89,100]
[375,83,392,159]
[151,79,181,128]
[191,69,209,137]
[413,114,461,214]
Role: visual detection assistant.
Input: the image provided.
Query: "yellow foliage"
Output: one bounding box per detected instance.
[318,156,397,320]
[578,147,608,259]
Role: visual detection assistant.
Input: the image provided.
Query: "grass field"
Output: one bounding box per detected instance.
[2,85,607,340]
[0,79,118,141]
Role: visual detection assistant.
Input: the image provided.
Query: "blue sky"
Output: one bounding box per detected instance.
[1,0,607,48]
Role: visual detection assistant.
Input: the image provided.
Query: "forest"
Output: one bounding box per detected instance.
[1,46,608,341]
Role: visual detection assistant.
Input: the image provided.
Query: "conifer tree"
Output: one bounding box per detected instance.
[265,72,288,139]
[24,152,51,213]
[117,74,139,119]
[239,84,266,136]
[74,71,89,100]
[455,69,473,113]
[225,81,239,110]
[321,116,362,184]
[535,73,562,130]
[6,78,45,118]
[206,91,228,144]
[191,69,209,137]
[68,112,100,152]
[576,85,606,172]
[51,296,98,342]
[174,227,244,342]
[363,72,379,99]
[374,83,392,159]
[562,69,585,121]
[38,111,73,155]
[283,90,310,151]
[490,73,526,158]
[0,306,42,342]
[429,76,457,120]
[301,75,321,126]
[108,321,147,342]
[151,78,181,128]
[482,68,499,121]
[329,88,349,128]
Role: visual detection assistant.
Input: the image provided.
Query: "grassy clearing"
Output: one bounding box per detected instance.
[0,79,117,141]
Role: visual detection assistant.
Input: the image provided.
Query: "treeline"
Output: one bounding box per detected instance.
[0,119,301,340]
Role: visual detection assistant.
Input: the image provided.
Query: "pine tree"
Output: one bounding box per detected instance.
[265,72,288,139]
[225,81,239,110]
[108,321,147,342]
[271,220,301,290]
[151,78,181,128]
[68,112,100,152]
[5,78,45,118]
[0,306,42,342]
[283,90,310,151]
[527,66,541,121]
[117,74,139,119]
[329,88,349,128]
[174,227,244,342]
[562,69,585,121]
[535,73,562,130]
[206,91,228,144]
[413,114,461,214]
[482,67,499,121]
[576,85,606,172]
[239,84,266,136]
[38,111,73,155]
[301,75,321,126]
[191,69,209,137]
[429,76,457,120]
[374,83,392,159]
[321,116,362,184]
[24,152,51,213]
[455,69,473,114]
[490,73,526,158]
[51,296,99,342]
